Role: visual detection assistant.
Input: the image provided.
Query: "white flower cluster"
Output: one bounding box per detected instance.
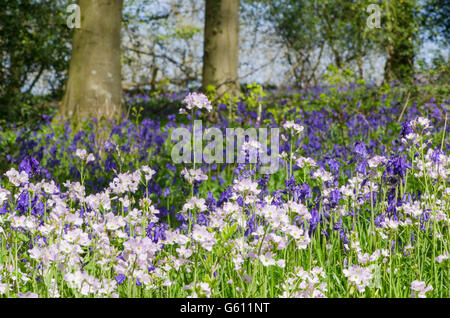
[283,121,304,134]
[296,156,317,168]
[75,149,95,163]
[181,196,207,216]
[410,280,433,298]
[232,178,260,195]
[108,170,142,194]
[181,168,208,184]
[413,148,449,180]
[0,187,11,206]
[180,92,212,114]
[343,265,375,293]
[279,267,327,298]
[5,168,29,186]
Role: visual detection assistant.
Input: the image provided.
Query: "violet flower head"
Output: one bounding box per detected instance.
[385,155,411,179]
[19,157,41,177]
[354,141,369,160]
[400,121,414,138]
[115,274,126,285]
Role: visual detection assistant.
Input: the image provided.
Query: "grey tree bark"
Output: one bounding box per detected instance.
[202,0,240,97]
[59,0,124,125]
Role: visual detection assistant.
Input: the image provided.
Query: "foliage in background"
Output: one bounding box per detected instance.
[420,0,450,44]
[0,0,72,121]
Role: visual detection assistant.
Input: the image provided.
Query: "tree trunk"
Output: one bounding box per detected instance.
[384,0,415,83]
[384,39,414,82]
[202,0,240,97]
[357,52,363,80]
[59,0,124,125]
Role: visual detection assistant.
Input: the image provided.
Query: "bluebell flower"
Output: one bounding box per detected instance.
[19,157,41,177]
[356,161,368,175]
[115,274,126,285]
[430,148,442,164]
[385,155,411,180]
[309,208,320,236]
[400,121,413,138]
[329,188,341,206]
[17,191,30,214]
[299,183,312,201]
[327,158,340,175]
[0,203,9,215]
[354,141,369,160]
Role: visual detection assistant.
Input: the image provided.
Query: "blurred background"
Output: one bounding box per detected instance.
[0,0,448,125]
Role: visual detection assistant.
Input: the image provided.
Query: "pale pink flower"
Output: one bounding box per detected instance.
[233,178,260,195]
[181,168,208,184]
[343,265,373,293]
[435,252,450,263]
[141,165,156,182]
[259,252,276,266]
[0,283,9,295]
[411,280,433,298]
[17,292,38,298]
[182,197,207,214]
[181,92,212,112]
[296,157,317,168]
[5,168,28,186]
[0,188,10,205]
[283,121,304,134]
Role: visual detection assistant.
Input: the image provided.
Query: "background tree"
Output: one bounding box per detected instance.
[1,0,447,122]
[264,0,381,88]
[264,0,324,87]
[122,0,204,93]
[420,0,450,44]
[59,0,124,125]
[383,0,418,83]
[202,0,240,97]
[0,0,71,121]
